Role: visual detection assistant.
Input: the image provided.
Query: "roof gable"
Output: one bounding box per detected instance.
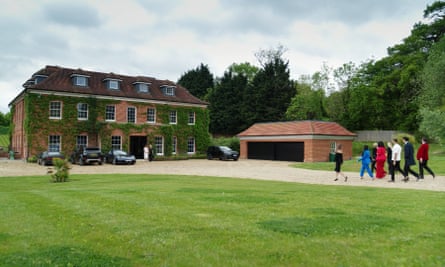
[237,121,356,137]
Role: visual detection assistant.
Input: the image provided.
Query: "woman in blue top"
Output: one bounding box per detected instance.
[359,145,374,180]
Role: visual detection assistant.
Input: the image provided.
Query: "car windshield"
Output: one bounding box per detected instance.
[114,150,128,156]
[48,152,62,156]
[219,146,232,151]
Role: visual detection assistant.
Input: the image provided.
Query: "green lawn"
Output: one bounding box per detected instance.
[0,174,444,266]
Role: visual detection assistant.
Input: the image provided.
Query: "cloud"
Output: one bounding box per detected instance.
[43,1,102,28]
[0,0,434,113]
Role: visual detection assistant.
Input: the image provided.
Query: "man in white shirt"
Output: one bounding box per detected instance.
[389,139,406,182]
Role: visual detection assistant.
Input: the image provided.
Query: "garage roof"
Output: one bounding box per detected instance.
[237,121,356,137]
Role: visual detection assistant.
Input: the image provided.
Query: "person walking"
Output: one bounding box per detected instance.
[402,136,419,182]
[389,138,406,183]
[416,137,435,180]
[148,144,155,162]
[370,142,378,175]
[386,142,393,180]
[143,145,149,161]
[359,145,374,180]
[375,141,387,178]
[334,144,348,182]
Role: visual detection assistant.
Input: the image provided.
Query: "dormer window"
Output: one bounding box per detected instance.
[104,78,121,90]
[34,75,48,84]
[71,74,89,87]
[133,82,150,93]
[161,85,176,96]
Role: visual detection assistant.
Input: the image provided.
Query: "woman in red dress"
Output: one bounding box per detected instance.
[375,141,387,178]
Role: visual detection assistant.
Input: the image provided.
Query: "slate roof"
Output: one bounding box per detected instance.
[10,65,207,106]
[237,121,356,137]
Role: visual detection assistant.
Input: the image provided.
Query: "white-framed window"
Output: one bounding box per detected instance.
[111,136,121,150]
[161,85,175,96]
[76,135,88,149]
[106,105,115,121]
[127,107,136,123]
[134,82,150,93]
[71,75,89,87]
[188,111,195,125]
[169,110,177,124]
[49,135,61,152]
[172,136,177,155]
[34,75,48,84]
[49,101,62,119]
[77,103,88,120]
[187,137,195,154]
[104,78,121,90]
[147,108,156,123]
[155,136,164,156]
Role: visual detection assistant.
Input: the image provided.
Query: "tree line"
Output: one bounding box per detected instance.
[177,1,445,143]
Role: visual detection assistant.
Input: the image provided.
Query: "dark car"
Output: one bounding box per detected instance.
[207,146,239,161]
[70,146,103,165]
[105,149,136,165]
[37,151,65,166]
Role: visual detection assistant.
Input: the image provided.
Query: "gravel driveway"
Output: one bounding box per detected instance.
[1,159,444,192]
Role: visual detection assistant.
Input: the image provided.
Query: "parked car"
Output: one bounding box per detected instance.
[70,146,103,165]
[207,146,239,161]
[37,151,65,166]
[105,149,136,165]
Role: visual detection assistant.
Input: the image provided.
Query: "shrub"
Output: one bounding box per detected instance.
[27,155,38,163]
[51,158,71,183]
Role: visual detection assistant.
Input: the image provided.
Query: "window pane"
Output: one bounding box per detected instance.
[155,136,163,155]
[49,135,61,152]
[77,103,88,119]
[111,136,121,150]
[172,136,177,154]
[188,111,195,124]
[49,101,61,118]
[147,108,156,123]
[169,110,177,124]
[76,135,87,149]
[106,105,115,121]
[127,107,136,123]
[187,137,195,154]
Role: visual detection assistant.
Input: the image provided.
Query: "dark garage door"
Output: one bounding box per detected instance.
[247,142,304,162]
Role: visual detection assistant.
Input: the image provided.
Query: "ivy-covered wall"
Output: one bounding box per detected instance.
[23,93,210,157]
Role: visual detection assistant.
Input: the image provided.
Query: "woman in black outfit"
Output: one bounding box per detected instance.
[334,144,348,182]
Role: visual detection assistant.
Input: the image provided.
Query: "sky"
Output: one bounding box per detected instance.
[0,0,434,113]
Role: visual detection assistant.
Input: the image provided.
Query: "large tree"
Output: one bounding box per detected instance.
[177,63,214,100]
[208,70,248,135]
[285,81,325,121]
[243,56,295,127]
[419,35,445,142]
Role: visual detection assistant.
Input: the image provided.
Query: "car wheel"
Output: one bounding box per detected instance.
[207,154,213,160]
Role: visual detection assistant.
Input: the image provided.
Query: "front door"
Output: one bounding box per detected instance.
[130,136,147,159]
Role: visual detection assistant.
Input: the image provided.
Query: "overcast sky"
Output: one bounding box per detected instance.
[0,0,434,113]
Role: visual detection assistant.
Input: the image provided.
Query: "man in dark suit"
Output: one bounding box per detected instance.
[402,136,419,182]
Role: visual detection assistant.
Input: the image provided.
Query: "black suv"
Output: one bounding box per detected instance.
[207,146,239,161]
[70,146,103,165]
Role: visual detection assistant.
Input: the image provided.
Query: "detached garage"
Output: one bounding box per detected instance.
[237,121,356,162]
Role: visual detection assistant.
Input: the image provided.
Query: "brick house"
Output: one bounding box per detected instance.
[237,121,356,162]
[9,65,209,160]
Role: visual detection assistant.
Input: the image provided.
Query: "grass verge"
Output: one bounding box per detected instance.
[0,174,444,266]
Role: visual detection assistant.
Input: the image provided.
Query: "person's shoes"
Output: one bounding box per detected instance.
[360,177,363,180]
[403,176,409,182]
[334,178,338,181]
[344,176,348,182]
[433,174,436,179]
